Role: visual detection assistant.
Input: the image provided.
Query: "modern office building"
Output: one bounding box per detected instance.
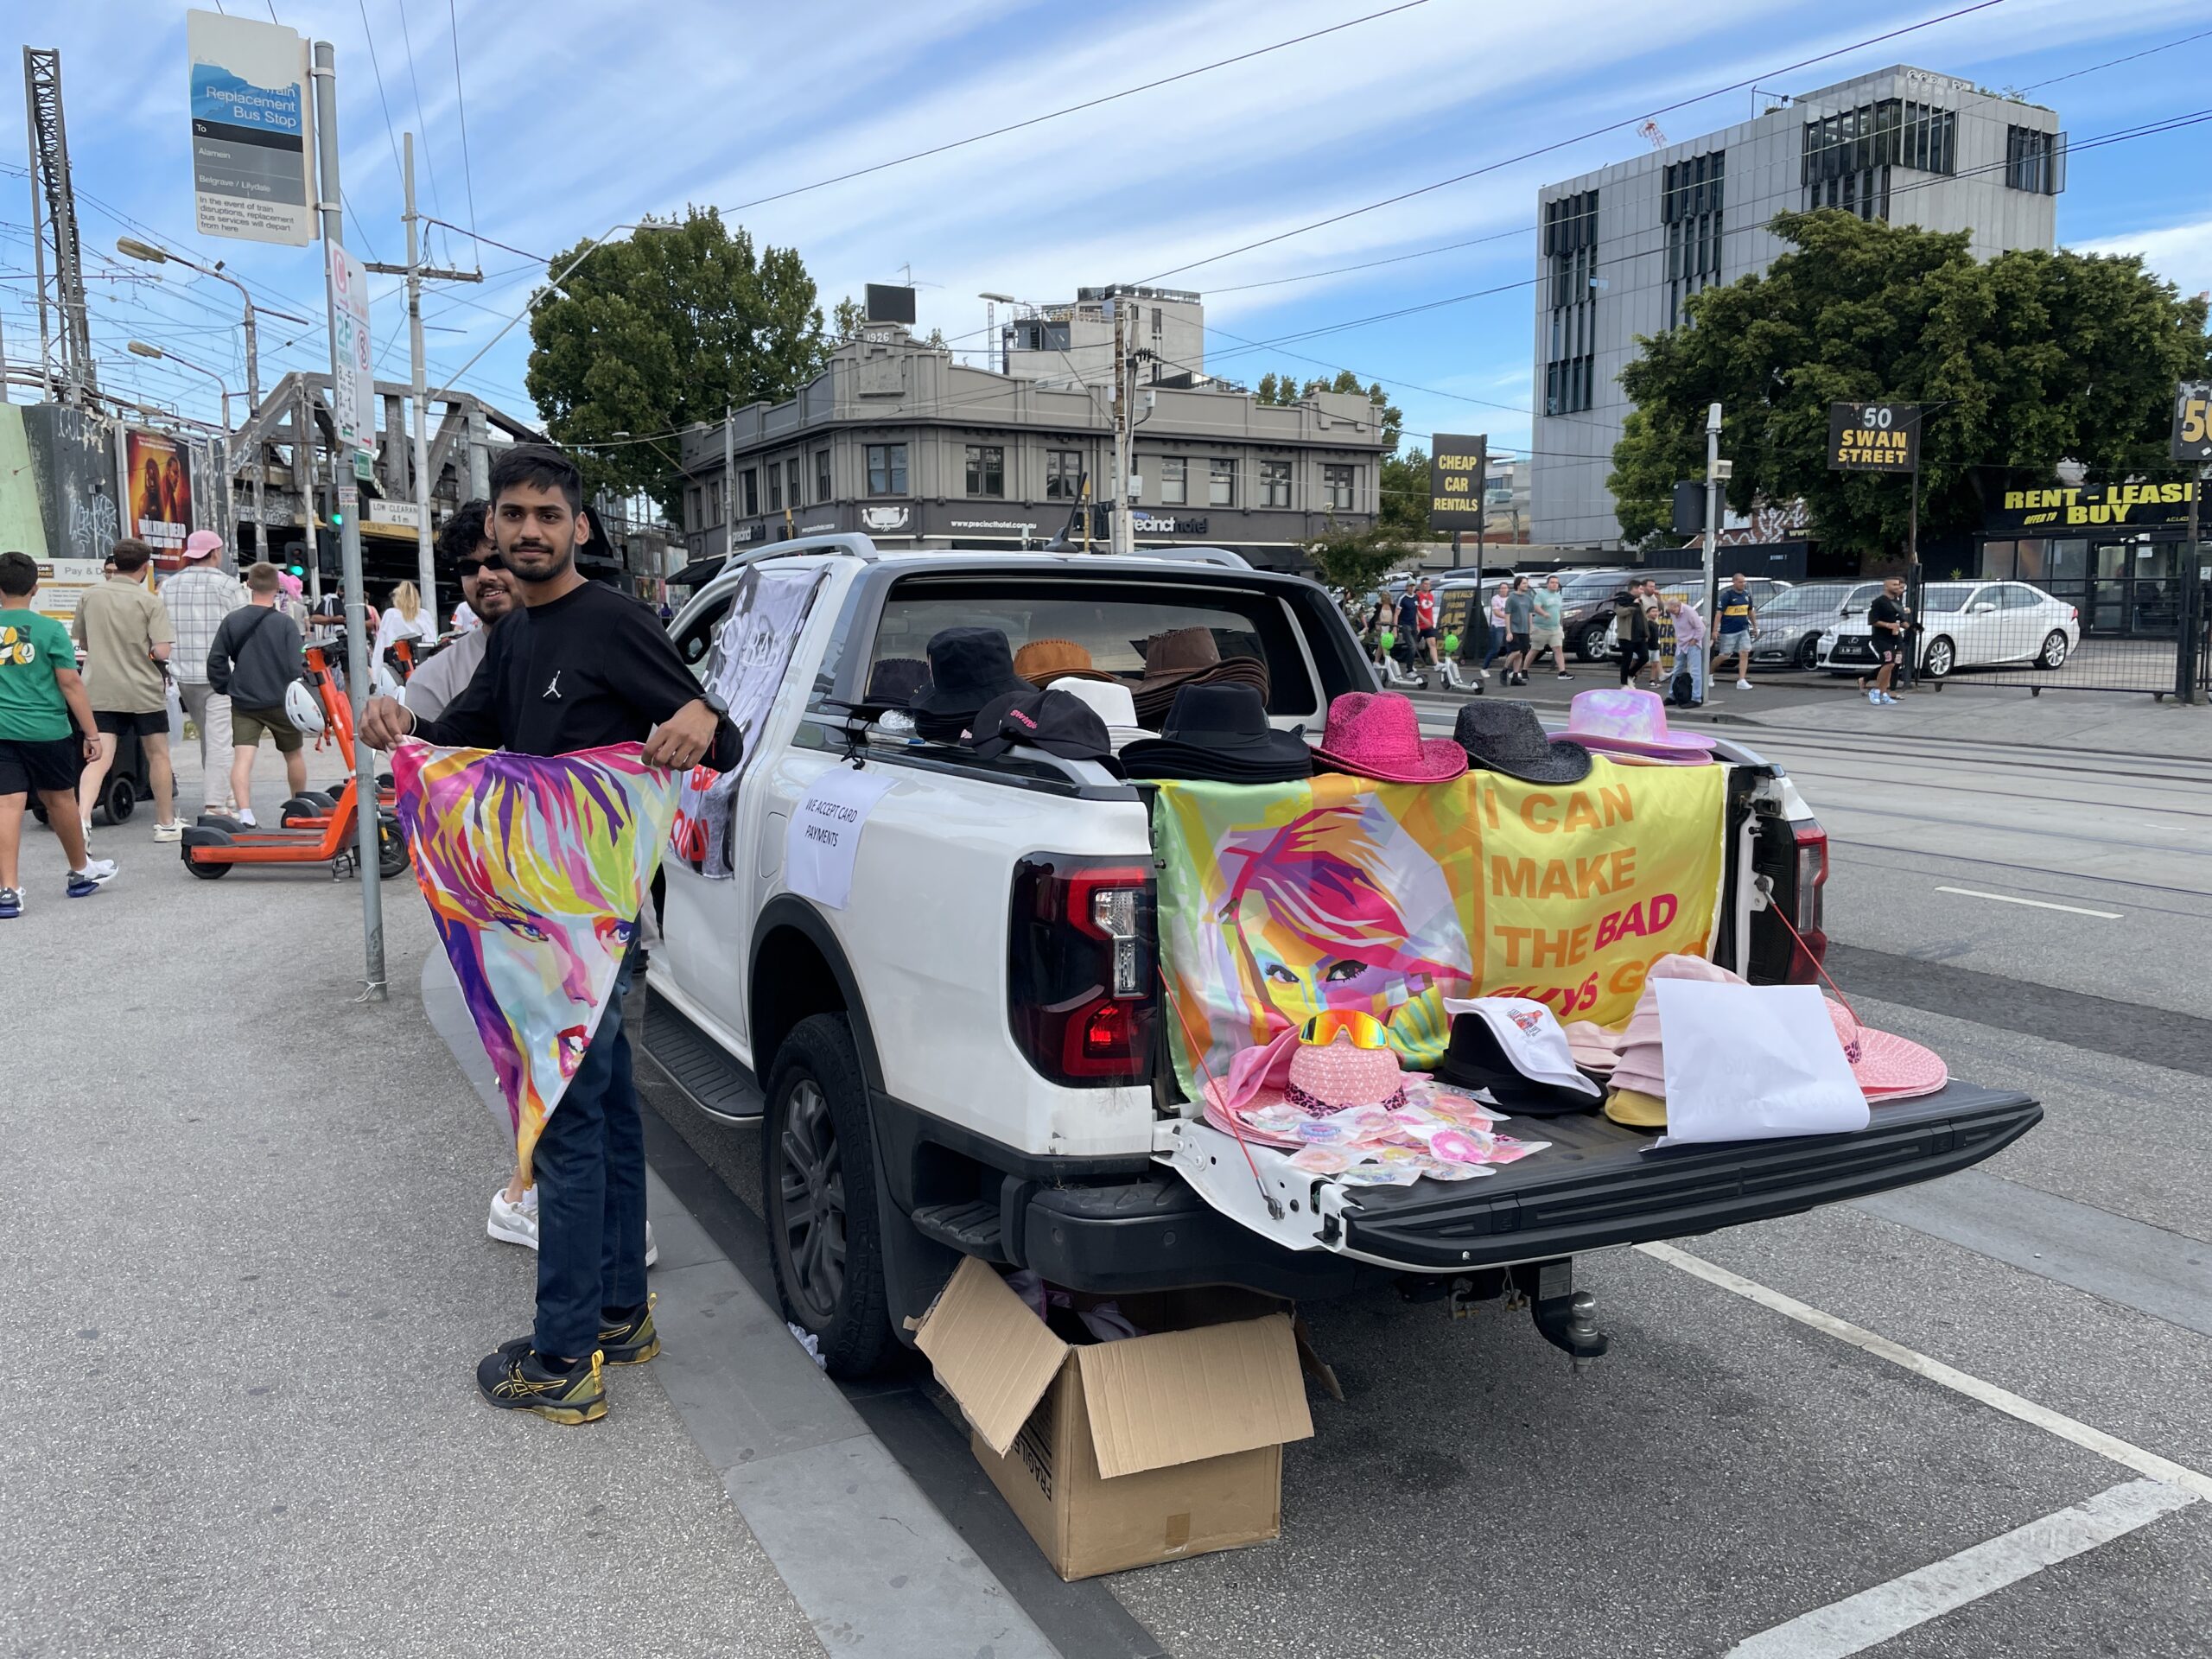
[675,321,1389,573]
[1531,66,2061,546]
[997,285,1207,388]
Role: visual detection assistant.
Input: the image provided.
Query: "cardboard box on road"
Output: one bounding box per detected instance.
[912,1256,1315,1580]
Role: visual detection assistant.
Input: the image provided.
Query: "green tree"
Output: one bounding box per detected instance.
[1306,518,1414,597]
[1378,446,1430,541]
[525,207,830,518]
[1610,210,2210,555]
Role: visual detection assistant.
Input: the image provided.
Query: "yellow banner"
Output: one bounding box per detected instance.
[1154,758,1727,1096]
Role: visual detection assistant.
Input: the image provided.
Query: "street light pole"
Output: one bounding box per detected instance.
[1111,300,1132,556]
[311,37,385,1002]
[1702,401,1723,637]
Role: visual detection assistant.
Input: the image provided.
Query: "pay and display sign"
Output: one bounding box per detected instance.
[2172,382,2212,462]
[187,10,314,247]
[328,243,374,457]
[1827,401,1920,472]
[1428,433,1486,532]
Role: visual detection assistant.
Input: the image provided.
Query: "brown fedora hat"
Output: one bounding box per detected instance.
[1014,637,1117,688]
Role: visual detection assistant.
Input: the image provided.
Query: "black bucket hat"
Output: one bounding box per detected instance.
[863,656,931,706]
[1119,683,1312,783]
[1433,1007,1603,1116]
[1452,701,1593,785]
[910,627,1026,741]
[969,688,1113,762]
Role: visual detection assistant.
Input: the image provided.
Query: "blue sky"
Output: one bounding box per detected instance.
[8,0,2209,469]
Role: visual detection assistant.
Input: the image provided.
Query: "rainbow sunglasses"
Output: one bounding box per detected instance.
[1300,1009,1392,1049]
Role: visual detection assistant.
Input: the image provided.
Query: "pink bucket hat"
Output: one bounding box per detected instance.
[1827,999,1948,1101]
[181,530,224,562]
[1313,691,1467,785]
[1564,688,1715,761]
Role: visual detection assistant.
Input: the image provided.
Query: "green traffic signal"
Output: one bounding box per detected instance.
[287,563,305,576]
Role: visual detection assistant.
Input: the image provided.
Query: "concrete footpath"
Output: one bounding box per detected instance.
[3,744,1052,1658]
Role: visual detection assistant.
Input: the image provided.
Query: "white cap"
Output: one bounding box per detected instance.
[1441,996,1603,1098]
[1046,677,1151,753]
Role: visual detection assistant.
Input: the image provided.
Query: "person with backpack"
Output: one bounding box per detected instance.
[205,563,308,827]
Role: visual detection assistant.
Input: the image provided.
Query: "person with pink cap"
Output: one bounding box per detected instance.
[160,529,246,817]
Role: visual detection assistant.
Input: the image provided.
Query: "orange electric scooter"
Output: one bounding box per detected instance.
[257,641,397,830]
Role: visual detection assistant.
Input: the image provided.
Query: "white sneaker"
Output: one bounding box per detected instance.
[1735,679,1753,690]
[152,821,184,842]
[486,1185,658,1266]
[73,857,119,886]
[1868,690,1883,704]
[235,808,258,828]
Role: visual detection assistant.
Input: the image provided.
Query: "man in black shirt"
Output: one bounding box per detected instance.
[1859,575,1908,706]
[363,444,738,1423]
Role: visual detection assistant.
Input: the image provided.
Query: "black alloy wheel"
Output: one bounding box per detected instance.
[763,1013,893,1377]
[1796,632,1822,672]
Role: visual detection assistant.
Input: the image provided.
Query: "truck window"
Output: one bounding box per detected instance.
[861,576,1321,718]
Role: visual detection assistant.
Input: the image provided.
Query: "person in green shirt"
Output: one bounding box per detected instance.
[0,551,118,916]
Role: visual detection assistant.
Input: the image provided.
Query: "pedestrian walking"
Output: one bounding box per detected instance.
[205,563,309,827]
[0,551,118,917]
[275,570,308,627]
[161,529,246,817]
[1532,574,1573,680]
[72,537,180,842]
[1663,594,1707,706]
[1859,575,1908,706]
[1413,576,1441,678]
[1613,579,1652,687]
[361,444,740,1425]
[1502,575,1535,686]
[1479,583,1509,681]
[1714,573,1758,690]
[372,580,435,696]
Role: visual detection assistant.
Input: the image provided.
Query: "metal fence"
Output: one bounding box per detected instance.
[1868,571,2207,699]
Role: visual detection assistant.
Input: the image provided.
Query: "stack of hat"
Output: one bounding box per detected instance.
[908,627,1027,742]
[1452,702,1593,784]
[1564,688,1715,767]
[1130,627,1270,728]
[1013,638,1118,688]
[1827,998,1949,1103]
[1605,954,1745,1127]
[1435,997,1603,1117]
[1313,692,1466,784]
[967,687,1113,764]
[1044,677,1152,753]
[1119,683,1311,784]
[863,657,931,706]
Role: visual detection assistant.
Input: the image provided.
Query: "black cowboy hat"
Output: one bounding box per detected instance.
[1452,701,1593,785]
[910,627,1027,741]
[1119,683,1312,784]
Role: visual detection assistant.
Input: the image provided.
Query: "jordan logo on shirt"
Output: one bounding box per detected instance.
[543,671,563,701]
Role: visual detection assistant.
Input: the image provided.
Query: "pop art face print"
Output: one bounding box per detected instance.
[392,740,678,1169]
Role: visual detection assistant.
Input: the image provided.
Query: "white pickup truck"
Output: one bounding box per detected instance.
[643,534,2040,1377]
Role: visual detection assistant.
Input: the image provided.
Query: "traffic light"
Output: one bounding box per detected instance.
[329,507,346,529]
[286,562,305,577]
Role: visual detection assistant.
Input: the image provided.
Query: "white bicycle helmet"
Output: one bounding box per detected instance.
[285,679,327,735]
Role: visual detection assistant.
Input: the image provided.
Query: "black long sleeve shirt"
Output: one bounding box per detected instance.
[411,580,740,767]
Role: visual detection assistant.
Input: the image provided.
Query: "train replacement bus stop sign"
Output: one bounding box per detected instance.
[187,10,315,247]
[1827,401,1921,472]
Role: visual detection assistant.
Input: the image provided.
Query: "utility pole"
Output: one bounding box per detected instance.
[1111,301,1133,556]
[365,132,481,632]
[1702,402,1725,645]
[311,38,385,1001]
[721,404,735,557]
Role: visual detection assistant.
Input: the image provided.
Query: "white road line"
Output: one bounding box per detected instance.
[1637,1243,2212,1503]
[1934,885,2121,918]
[1728,1480,2198,1659]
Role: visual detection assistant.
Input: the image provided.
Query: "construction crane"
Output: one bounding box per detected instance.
[22,46,98,405]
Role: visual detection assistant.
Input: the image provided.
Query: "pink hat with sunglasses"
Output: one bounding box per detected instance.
[1313,691,1468,785]
[1564,687,1715,761]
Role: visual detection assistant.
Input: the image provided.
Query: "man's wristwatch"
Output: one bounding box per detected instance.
[702,686,729,717]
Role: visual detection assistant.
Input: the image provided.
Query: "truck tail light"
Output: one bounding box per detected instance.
[1007,856,1154,1086]
[1786,820,1829,983]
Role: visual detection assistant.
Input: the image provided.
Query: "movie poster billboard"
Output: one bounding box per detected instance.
[123,429,194,569]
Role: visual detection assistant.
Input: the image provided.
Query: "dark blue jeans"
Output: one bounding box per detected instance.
[533,950,647,1358]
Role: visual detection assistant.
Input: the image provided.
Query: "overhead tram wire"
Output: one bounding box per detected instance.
[447,0,483,264]
[394,0,456,267]
[721,0,1433,215]
[1128,0,2010,286]
[355,0,410,194]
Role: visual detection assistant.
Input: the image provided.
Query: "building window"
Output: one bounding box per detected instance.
[787,457,802,510]
[1802,99,1955,220]
[866,443,907,496]
[1046,448,1084,500]
[1151,305,1163,340]
[2005,125,2062,194]
[740,468,759,518]
[687,486,703,530]
[1322,464,1354,512]
[1208,459,1236,507]
[1159,456,1187,505]
[767,460,783,512]
[1261,459,1293,508]
[1543,189,1598,416]
[964,443,1005,497]
[1663,150,1724,330]
[816,448,832,503]
[707,480,722,525]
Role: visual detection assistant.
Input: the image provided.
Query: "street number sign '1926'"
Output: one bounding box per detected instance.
[1827,401,1920,472]
[2171,382,2212,462]
[1428,433,1487,532]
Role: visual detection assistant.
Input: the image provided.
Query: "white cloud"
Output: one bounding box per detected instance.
[2075,219,2212,298]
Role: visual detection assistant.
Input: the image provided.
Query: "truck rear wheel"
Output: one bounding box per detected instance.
[763,1013,893,1378]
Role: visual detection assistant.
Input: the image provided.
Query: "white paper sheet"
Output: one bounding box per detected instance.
[1653,980,1869,1147]
[784,766,895,910]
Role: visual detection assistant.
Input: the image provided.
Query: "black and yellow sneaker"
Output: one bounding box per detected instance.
[598,1294,660,1366]
[475,1339,607,1424]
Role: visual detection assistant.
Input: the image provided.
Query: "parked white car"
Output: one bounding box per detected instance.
[1817,580,2080,679]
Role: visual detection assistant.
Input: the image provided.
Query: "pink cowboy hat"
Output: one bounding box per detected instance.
[1313,691,1467,785]
[1827,999,1948,1101]
[1564,688,1715,761]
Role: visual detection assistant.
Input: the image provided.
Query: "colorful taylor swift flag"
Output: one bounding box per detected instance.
[392,740,680,1172]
